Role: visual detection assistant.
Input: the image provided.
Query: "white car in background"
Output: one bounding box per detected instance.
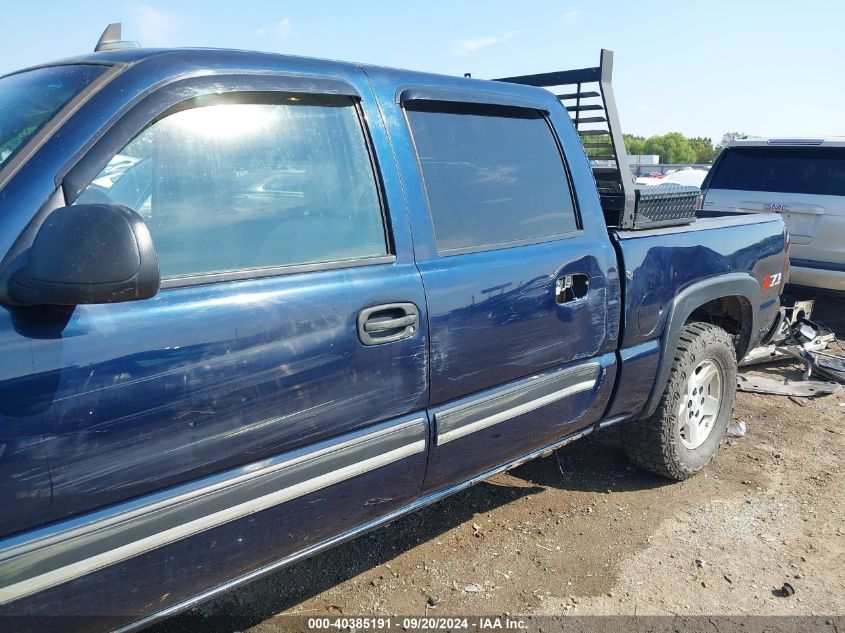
[636,168,709,188]
[662,167,709,188]
[700,138,845,294]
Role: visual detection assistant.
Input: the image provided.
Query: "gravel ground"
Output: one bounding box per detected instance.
[150,297,845,632]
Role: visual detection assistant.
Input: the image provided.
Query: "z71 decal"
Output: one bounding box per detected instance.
[762,273,782,289]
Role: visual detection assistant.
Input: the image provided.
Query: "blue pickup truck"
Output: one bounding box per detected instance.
[0,40,787,631]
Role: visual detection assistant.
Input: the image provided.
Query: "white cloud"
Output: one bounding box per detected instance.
[257,19,292,39]
[277,19,292,38]
[562,10,581,18]
[130,4,180,47]
[453,30,518,55]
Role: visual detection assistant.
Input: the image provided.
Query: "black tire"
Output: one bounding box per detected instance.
[622,322,737,480]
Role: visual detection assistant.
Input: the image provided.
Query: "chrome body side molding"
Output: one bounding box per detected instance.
[112,423,594,633]
[0,416,426,606]
[434,363,600,445]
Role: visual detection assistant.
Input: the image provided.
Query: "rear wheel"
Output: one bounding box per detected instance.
[622,322,736,480]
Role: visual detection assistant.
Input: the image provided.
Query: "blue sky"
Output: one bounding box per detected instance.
[2,1,841,143]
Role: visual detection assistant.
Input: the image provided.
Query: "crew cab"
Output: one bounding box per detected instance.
[701,137,845,294]
[0,41,787,632]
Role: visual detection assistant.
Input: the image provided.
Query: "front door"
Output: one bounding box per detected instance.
[0,64,429,614]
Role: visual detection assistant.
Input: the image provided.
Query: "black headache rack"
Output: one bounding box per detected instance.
[495,50,698,230]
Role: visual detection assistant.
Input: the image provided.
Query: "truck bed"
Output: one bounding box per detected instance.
[611,211,787,416]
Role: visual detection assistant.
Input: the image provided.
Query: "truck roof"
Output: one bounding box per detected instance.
[5,46,546,97]
[3,46,559,115]
[3,47,358,76]
[727,137,845,148]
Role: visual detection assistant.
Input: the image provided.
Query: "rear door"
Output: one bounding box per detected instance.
[704,145,845,268]
[0,65,430,609]
[366,70,621,492]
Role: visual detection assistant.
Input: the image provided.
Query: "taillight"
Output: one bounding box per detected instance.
[694,188,707,211]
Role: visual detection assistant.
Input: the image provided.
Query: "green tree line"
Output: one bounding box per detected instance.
[623,132,745,164]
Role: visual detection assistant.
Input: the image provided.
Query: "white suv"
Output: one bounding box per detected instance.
[700,138,845,293]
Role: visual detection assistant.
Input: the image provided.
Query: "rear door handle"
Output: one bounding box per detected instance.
[358,303,420,345]
[555,273,590,304]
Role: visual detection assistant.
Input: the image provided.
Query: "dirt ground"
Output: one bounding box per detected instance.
[152,297,845,632]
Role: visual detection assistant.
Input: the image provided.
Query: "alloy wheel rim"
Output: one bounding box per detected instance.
[678,359,723,450]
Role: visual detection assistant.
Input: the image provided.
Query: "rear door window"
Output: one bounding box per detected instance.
[405,101,578,252]
[710,146,845,196]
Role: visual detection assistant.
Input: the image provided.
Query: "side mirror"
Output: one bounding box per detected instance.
[8,204,160,306]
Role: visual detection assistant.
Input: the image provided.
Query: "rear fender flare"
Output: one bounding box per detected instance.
[642,273,760,418]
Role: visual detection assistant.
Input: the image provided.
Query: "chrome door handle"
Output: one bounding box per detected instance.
[358,303,420,345]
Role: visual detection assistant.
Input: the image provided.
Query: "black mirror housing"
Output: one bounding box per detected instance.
[8,204,160,306]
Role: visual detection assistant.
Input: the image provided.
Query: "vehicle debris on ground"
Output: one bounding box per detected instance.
[737,300,845,397]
